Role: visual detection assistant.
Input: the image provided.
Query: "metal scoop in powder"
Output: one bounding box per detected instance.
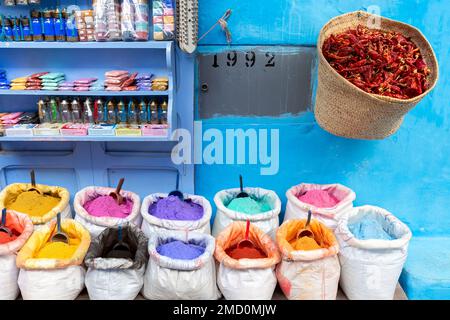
[296,210,314,240]
[237,220,256,249]
[168,171,184,200]
[106,225,132,259]
[236,175,249,198]
[50,213,69,244]
[27,169,42,194]
[0,208,13,238]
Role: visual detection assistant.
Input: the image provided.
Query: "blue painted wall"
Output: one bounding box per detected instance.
[195,0,450,238]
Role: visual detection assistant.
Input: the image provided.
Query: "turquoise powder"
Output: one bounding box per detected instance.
[226,196,272,215]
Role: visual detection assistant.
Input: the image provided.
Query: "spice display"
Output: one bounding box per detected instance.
[157,240,205,260]
[83,194,133,218]
[149,195,204,221]
[297,189,340,208]
[6,190,61,217]
[322,25,431,99]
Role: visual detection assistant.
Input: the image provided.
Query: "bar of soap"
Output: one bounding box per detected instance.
[115,124,142,136]
[33,123,62,136]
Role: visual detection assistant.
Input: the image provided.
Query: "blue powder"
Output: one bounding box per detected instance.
[349,216,394,240]
[157,240,205,260]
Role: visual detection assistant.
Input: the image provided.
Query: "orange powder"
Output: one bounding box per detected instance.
[226,244,268,259]
[289,236,321,251]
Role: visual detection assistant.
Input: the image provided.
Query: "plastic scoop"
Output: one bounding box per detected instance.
[51,213,69,244]
[27,170,42,194]
[0,208,13,238]
[236,175,249,198]
[296,210,314,239]
[237,220,255,249]
[168,171,183,200]
[109,178,125,205]
[106,226,132,259]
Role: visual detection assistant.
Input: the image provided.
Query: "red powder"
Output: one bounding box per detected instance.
[226,244,268,259]
[298,189,340,208]
[0,229,20,244]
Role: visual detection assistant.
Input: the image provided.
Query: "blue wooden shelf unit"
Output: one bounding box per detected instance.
[0,39,176,142]
[0,2,195,197]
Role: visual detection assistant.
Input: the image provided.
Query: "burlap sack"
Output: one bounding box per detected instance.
[315,11,438,140]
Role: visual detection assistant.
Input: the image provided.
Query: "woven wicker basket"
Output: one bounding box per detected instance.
[315,11,439,140]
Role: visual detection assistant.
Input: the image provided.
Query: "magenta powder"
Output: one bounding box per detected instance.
[149,195,204,221]
[298,189,340,208]
[83,195,133,218]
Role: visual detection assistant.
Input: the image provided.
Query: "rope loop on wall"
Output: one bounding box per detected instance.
[198,9,232,45]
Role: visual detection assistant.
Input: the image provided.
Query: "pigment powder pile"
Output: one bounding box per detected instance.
[289,236,322,251]
[349,216,394,240]
[7,190,60,217]
[35,238,80,259]
[149,195,203,220]
[83,195,133,218]
[225,243,268,259]
[157,240,205,260]
[0,228,21,244]
[297,189,340,208]
[322,25,430,99]
[226,196,272,215]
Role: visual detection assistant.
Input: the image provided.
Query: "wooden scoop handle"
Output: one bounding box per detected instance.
[115,178,125,194]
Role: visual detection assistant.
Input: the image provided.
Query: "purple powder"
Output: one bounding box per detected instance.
[149,195,204,221]
[157,240,205,260]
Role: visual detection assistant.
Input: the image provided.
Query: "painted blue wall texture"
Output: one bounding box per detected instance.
[195,1,450,299]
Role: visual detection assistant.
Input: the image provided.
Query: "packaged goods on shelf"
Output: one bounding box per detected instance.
[152,0,174,41]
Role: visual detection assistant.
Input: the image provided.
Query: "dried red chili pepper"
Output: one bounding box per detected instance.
[322,25,431,99]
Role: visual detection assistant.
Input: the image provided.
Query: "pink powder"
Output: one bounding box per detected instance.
[297,189,340,208]
[83,195,133,218]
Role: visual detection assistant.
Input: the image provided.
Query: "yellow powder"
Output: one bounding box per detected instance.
[290,236,321,251]
[7,191,60,217]
[35,240,79,259]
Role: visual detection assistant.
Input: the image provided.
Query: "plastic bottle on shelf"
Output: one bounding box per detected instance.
[38,98,51,123]
[138,99,147,124]
[94,98,104,123]
[4,0,16,6]
[31,10,44,42]
[21,16,32,41]
[65,10,79,42]
[60,98,72,123]
[54,8,66,42]
[149,100,158,124]
[83,98,94,124]
[106,100,116,124]
[49,98,61,123]
[12,18,21,41]
[43,10,56,41]
[128,100,137,124]
[3,18,14,42]
[117,100,127,124]
[71,98,82,123]
[160,100,168,124]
